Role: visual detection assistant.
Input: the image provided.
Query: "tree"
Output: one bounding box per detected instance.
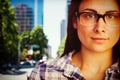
[57,35,66,56]
[20,30,31,50]
[0,0,19,67]
[19,31,30,61]
[20,48,28,61]
[30,26,48,60]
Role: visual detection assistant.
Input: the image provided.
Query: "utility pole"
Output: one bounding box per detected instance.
[18,35,29,67]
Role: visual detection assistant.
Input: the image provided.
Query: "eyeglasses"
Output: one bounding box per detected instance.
[75,11,120,26]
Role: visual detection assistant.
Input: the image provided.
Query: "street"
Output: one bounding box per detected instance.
[0,65,34,80]
[0,67,33,80]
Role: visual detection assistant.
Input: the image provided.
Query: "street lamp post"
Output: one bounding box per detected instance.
[18,40,21,67]
[18,35,29,67]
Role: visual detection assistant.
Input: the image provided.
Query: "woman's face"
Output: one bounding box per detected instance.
[75,0,120,52]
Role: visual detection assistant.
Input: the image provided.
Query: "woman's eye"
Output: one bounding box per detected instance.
[107,15,115,19]
[106,13,119,19]
[84,13,96,19]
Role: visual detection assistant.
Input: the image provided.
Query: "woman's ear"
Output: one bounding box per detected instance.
[73,22,77,29]
[73,16,77,29]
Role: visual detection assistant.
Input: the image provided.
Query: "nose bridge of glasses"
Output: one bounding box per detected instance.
[97,14,106,23]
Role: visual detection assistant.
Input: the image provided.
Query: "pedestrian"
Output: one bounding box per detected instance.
[28,0,120,80]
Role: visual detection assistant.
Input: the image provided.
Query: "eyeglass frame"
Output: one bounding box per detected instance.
[75,11,120,26]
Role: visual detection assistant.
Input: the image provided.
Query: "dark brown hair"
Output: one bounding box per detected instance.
[61,0,120,67]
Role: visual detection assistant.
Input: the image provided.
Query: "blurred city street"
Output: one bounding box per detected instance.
[0,0,69,80]
[0,61,35,80]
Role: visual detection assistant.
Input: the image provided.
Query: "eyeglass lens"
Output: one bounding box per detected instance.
[77,12,120,26]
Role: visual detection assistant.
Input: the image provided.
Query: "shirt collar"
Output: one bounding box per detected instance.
[48,51,84,79]
[47,51,119,79]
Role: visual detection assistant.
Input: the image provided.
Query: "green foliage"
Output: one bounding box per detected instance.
[19,26,48,60]
[32,50,40,60]
[57,35,67,56]
[30,26,48,59]
[0,0,19,65]
[20,31,31,50]
[20,48,28,61]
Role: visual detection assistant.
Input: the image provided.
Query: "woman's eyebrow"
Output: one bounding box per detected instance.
[80,8,97,13]
[106,10,120,13]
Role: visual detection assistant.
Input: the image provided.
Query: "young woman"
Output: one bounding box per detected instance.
[28,0,120,80]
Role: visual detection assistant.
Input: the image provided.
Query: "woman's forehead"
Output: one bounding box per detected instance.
[78,0,119,13]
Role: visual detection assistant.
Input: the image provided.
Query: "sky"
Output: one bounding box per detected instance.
[10,0,68,58]
[44,0,67,58]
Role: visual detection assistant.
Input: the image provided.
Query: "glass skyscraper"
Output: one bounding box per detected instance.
[10,0,43,33]
[14,4,34,33]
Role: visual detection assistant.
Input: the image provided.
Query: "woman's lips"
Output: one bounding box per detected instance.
[91,37,109,43]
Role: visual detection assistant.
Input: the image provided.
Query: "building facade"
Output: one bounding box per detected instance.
[10,0,44,33]
[14,4,34,33]
[60,0,71,41]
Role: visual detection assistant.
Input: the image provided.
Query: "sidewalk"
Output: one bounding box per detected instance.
[0,61,36,80]
[0,66,33,80]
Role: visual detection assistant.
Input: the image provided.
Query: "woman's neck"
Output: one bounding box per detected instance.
[72,46,113,80]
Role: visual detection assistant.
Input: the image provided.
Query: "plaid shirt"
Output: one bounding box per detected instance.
[28,52,120,80]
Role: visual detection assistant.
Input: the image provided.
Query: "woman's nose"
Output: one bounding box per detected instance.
[94,18,106,33]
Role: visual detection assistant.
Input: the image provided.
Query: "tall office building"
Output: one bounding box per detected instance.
[60,0,71,41]
[60,20,66,41]
[14,4,34,33]
[10,0,44,33]
[67,0,71,11]
[34,0,43,27]
[66,0,71,21]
